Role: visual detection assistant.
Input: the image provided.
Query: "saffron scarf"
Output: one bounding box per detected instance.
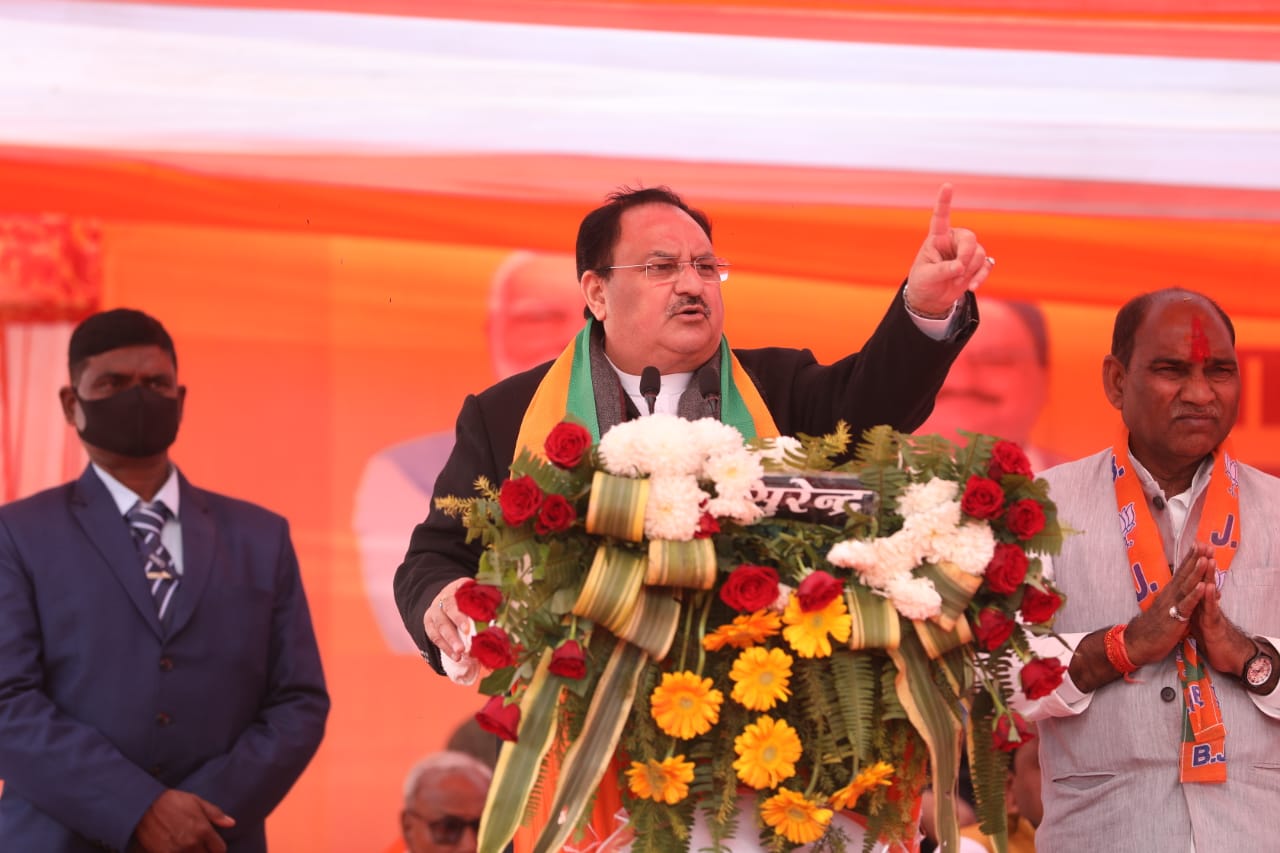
[514,320,780,459]
[1110,438,1240,783]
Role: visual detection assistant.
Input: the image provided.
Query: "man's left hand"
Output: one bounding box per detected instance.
[905,183,993,317]
[131,789,234,853]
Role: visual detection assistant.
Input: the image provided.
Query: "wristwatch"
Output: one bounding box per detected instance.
[1241,639,1275,693]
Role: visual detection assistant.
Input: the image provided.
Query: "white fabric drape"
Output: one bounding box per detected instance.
[1,1,1277,191]
[1,321,84,502]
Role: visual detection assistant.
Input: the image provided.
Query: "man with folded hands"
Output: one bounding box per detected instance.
[1013,288,1280,851]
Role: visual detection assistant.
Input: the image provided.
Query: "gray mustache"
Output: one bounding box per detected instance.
[668,298,710,318]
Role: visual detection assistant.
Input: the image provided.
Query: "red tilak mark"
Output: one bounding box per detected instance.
[1189,315,1210,363]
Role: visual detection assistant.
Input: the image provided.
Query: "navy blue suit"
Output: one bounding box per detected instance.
[0,467,329,852]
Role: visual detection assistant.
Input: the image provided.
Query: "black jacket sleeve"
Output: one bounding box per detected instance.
[735,284,976,441]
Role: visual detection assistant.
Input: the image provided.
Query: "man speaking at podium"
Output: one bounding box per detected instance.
[396,181,992,684]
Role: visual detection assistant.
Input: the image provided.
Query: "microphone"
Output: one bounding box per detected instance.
[698,368,721,420]
[640,366,660,415]
[1153,495,1166,511]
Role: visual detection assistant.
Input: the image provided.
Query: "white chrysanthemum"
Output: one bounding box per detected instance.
[827,539,878,573]
[874,532,925,585]
[754,435,804,470]
[686,417,747,460]
[710,480,758,507]
[640,415,709,476]
[900,500,962,552]
[897,478,960,517]
[935,522,998,576]
[829,535,914,592]
[600,414,705,477]
[597,423,643,477]
[643,474,708,541]
[885,575,942,620]
[704,448,765,499]
[705,494,765,526]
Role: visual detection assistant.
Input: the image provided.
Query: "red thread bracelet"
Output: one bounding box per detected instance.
[1104,624,1140,682]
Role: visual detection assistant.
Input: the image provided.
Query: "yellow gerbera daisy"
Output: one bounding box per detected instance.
[732,715,803,789]
[729,646,793,711]
[829,761,895,811]
[626,755,696,805]
[781,593,852,658]
[760,789,834,845]
[650,671,724,739]
[703,610,782,652]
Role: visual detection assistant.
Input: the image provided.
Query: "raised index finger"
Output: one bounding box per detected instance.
[929,182,954,239]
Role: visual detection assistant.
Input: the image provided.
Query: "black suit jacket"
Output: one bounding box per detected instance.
[395,288,977,670]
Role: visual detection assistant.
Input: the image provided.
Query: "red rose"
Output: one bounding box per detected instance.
[974,607,1016,651]
[1020,586,1062,625]
[992,710,1036,752]
[720,565,780,612]
[988,440,1034,480]
[548,639,587,680]
[1020,656,1066,700]
[796,570,844,612]
[544,421,592,469]
[470,626,518,670]
[535,493,577,535]
[695,512,720,539]
[961,476,1006,520]
[984,544,1029,595]
[455,580,503,622]
[1005,499,1046,541]
[499,475,544,526]
[475,694,520,742]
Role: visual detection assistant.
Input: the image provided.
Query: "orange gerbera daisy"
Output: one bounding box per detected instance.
[626,755,696,805]
[703,610,782,652]
[760,789,834,844]
[732,715,803,790]
[729,646,793,711]
[829,761,895,811]
[650,671,724,739]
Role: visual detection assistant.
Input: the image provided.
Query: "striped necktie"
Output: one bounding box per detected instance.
[125,500,179,621]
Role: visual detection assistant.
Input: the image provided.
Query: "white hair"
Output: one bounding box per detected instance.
[402,750,493,806]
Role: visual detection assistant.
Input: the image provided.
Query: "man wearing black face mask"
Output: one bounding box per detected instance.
[0,309,329,853]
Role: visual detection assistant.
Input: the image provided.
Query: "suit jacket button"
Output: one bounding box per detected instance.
[159,657,174,671]
[1161,686,1177,702]
[150,764,162,777]
[155,712,172,726]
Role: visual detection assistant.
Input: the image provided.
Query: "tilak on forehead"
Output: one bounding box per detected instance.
[1189,314,1211,363]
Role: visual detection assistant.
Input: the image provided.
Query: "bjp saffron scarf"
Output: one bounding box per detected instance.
[1110,438,1240,783]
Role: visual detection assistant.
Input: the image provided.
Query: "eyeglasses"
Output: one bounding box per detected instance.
[406,810,481,845]
[605,257,730,283]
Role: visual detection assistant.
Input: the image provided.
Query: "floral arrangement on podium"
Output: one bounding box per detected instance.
[439,416,1065,853]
